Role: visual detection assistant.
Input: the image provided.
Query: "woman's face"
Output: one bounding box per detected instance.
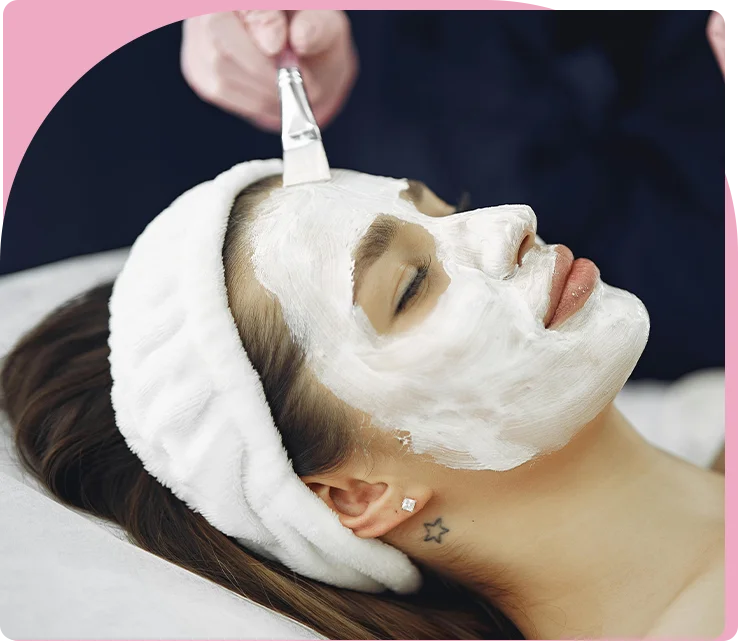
[248,170,649,471]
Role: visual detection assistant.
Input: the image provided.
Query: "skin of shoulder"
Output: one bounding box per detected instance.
[645,546,724,638]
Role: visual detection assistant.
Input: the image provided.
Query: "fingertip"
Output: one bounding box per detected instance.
[289,14,316,56]
[241,10,287,56]
[290,10,340,57]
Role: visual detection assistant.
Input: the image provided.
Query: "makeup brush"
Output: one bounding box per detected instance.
[277,48,331,187]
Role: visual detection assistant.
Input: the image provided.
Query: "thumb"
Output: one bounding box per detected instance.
[239,10,287,57]
[289,10,346,57]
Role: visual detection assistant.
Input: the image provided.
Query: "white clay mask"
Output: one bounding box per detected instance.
[249,170,649,471]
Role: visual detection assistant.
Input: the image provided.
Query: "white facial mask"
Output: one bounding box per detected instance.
[249,170,649,471]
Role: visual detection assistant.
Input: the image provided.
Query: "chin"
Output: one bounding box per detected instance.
[589,281,650,392]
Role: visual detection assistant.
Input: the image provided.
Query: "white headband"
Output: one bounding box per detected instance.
[108,159,422,594]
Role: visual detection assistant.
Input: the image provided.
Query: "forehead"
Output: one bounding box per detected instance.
[248,169,425,259]
[256,169,414,220]
[247,170,427,340]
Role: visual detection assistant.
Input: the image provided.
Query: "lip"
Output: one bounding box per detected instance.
[543,246,600,329]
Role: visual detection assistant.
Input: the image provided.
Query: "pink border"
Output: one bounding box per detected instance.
[725,176,735,641]
[2,2,735,640]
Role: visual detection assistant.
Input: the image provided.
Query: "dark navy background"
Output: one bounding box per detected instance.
[1,11,724,380]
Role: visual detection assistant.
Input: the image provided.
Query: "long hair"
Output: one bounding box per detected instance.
[0,176,522,640]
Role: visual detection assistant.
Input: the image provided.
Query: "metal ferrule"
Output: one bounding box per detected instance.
[277,66,322,152]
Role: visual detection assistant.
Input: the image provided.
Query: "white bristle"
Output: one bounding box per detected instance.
[282,140,331,187]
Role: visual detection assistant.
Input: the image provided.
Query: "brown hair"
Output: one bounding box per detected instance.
[0,176,522,640]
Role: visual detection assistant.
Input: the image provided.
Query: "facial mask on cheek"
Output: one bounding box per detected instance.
[250,170,649,472]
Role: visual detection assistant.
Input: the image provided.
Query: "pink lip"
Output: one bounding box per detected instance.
[543,246,600,329]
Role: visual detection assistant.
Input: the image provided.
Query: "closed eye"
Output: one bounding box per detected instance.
[395,256,431,315]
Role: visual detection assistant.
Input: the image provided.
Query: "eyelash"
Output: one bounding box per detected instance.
[396,255,431,315]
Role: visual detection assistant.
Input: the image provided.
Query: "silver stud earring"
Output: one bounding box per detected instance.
[401,497,417,513]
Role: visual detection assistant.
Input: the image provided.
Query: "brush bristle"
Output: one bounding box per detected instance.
[282,141,331,187]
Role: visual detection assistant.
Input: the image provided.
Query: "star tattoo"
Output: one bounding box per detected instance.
[423,517,450,543]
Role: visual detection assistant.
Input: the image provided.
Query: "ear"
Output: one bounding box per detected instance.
[301,473,433,539]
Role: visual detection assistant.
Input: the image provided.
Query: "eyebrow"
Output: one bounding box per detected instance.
[352,215,400,303]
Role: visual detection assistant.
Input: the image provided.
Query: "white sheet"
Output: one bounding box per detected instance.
[0,250,724,639]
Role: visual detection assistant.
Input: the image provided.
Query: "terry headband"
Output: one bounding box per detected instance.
[107,159,422,594]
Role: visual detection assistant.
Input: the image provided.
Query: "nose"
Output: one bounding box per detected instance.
[517,231,536,266]
[438,204,537,278]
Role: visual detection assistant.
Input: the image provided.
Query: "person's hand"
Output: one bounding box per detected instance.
[706,11,725,78]
[181,11,358,132]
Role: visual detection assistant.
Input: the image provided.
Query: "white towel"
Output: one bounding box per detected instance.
[108,159,422,595]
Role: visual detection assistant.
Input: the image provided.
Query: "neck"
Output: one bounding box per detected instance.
[394,404,724,638]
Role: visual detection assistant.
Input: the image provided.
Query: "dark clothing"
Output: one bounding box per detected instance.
[2,11,724,380]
